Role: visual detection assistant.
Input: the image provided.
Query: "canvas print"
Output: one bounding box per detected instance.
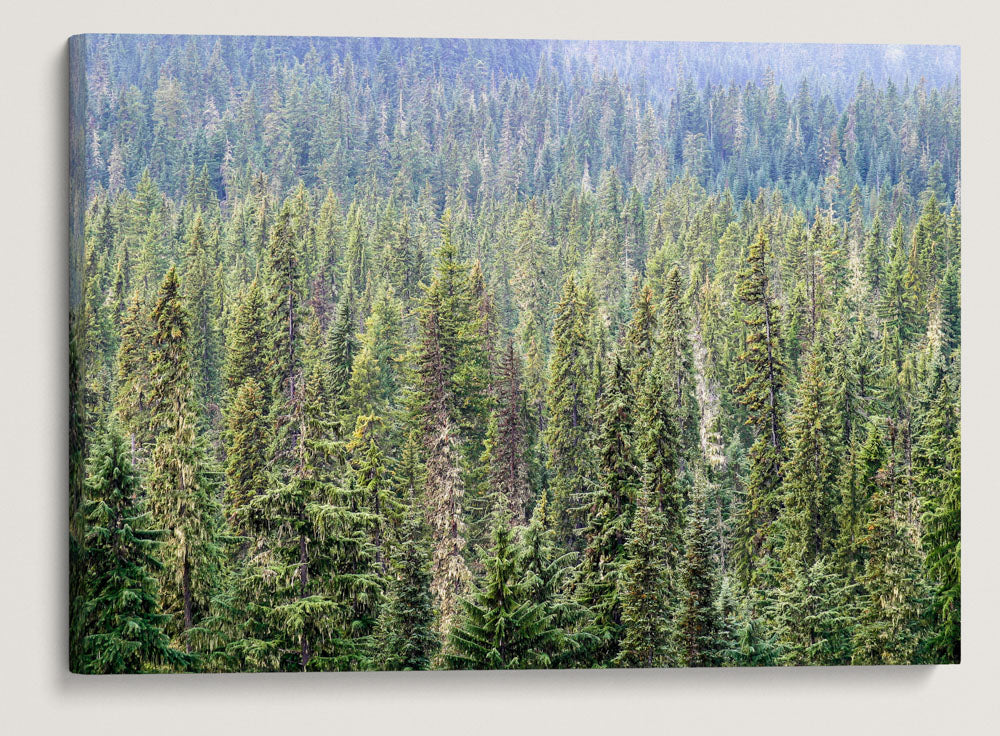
[68,35,960,673]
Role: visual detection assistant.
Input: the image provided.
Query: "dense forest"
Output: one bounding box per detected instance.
[69,35,960,673]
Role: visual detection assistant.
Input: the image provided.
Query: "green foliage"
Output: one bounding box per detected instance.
[447,512,561,670]
[914,371,961,663]
[778,346,843,569]
[733,227,786,589]
[615,492,672,668]
[145,267,223,648]
[851,422,926,665]
[774,556,854,666]
[78,427,189,673]
[376,504,440,670]
[486,340,532,525]
[575,355,638,663]
[224,279,270,409]
[545,274,596,545]
[73,37,960,671]
[674,479,724,667]
[225,378,271,530]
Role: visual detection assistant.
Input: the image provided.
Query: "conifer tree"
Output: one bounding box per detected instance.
[879,220,918,353]
[625,283,657,384]
[615,490,672,668]
[487,339,531,525]
[182,213,221,405]
[938,262,960,360]
[852,421,925,665]
[266,203,302,411]
[545,274,595,545]
[422,409,469,641]
[774,555,854,666]
[733,226,786,589]
[224,378,271,531]
[659,266,699,448]
[413,222,489,638]
[446,510,560,669]
[778,346,843,569]
[636,358,683,543]
[864,215,886,295]
[837,420,887,581]
[512,201,554,342]
[224,279,269,409]
[251,316,382,671]
[519,499,596,667]
[78,427,189,674]
[348,413,399,573]
[914,371,961,662]
[325,293,359,415]
[347,284,404,420]
[114,291,151,463]
[717,577,781,667]
[146,267,222,650]
[674,477,723,667]
[576,355,638,663]
[376,501,440,670]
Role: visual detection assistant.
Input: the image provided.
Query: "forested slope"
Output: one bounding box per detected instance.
[69,36,960,672]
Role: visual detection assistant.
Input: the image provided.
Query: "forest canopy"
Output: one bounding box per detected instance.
[69,35,960,672]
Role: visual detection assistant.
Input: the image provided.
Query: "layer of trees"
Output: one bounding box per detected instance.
[69,36,960,672]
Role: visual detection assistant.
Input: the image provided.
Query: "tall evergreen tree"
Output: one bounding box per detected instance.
[733,226,786,589]
[224,279,270,409]
[145,267,222,651]
[348,413,399,573]
[376,501,440,670]
[545,274,595,545]
[576,355,638,663]
[674,477,723,667]
[114,290,151,463]
[659,266,698,448]
[266,202,302,416]
[778,346,843,569]
[250,316,383,671]
[615,490,672,668]
[224,378,271,531]
[446,511,560,670]
[636,358,683,544]
[852,421,925,665]
[181,213,221,406]
[412,221,490,638]
[78,427,189,674]
[914,371,961,662]
[325,293,359,415]
[486,339,531,525]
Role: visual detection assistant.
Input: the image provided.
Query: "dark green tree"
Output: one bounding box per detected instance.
[486,339,531,525]
[615,490,672,668]
[146,267,222,651]
[914,371,961,663]
[733,226,786,589]
[851,423,925,665]
[446,511,561,669]
[224,279,270,409]
[78,427,189,674]
[576,355,638,664]
[545,274,595,545]
[376,502,440,670]
[674,478,723,667]
[224,378,271,531]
